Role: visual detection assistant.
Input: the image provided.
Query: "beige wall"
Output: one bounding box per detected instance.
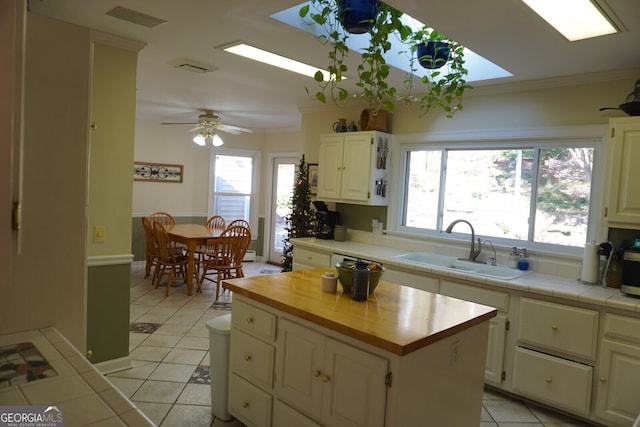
[299,77,636,158]
[132,120,300,217]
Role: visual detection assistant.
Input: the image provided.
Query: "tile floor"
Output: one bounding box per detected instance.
[109,261,596,426]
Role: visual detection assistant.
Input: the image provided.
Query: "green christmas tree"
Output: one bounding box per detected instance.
[281,155,316,271]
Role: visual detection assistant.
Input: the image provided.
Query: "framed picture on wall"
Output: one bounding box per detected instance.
[133,162,183,183]
[307,163,318,195]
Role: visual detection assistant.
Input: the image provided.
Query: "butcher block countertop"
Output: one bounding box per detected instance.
[222,267,496,356]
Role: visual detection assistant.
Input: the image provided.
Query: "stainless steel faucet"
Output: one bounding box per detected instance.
[445,219,482,262]
[484,239,497,266]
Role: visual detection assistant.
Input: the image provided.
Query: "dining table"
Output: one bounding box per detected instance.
[167,223,220,295]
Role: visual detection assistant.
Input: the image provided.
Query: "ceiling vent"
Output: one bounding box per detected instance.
[106,6,167,28]
[170,59,218,74]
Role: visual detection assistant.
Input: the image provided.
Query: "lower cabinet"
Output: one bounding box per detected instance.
[276,318,388,427]
[439,280,509,386]
[595,314,640,426]
[512,347,592,415]
[383,267,438,293]
[293,247,331,271]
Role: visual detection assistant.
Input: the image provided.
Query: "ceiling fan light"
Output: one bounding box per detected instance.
[193,134,206,146]
[212,134,224,147]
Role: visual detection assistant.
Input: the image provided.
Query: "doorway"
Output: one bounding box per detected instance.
[268,156,297,264]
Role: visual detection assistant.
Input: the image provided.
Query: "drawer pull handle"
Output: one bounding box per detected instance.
[246,317,254,324]
[244,354,252,362]
[313,370,321,377]
[600,377,607,383]
[242,401,250,408]
[322,375,331,383]
[551,325,558,331]
[545,377,553,383]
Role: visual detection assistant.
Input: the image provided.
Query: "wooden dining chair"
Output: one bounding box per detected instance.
[228,219,250,232]
[141,216,160,281]
[205,215,226,232]
[200,225,251,300]
[152,220,190,296]
[149,211,176,227]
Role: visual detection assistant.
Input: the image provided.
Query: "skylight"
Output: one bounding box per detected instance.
[270,2,512,83]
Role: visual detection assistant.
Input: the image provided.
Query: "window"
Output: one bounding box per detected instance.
[400,142,597,249]
[210,149,260,230]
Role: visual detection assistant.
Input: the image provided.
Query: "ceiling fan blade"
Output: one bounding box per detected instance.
[161,122,198,125]
[187,126,201,132]
[217,124,253,134]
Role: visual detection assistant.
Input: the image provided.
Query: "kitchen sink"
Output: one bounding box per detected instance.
[394,252,529,280]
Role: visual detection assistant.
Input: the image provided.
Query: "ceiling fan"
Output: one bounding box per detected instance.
[162,110,252,146]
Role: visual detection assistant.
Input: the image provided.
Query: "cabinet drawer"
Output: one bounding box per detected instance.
[229,373,272,427]
[233,299,277,342]
[273,400,321,427]
[512,347,592,415]
[517,297,598,360]
[384,268,439,293]
[440,280,509,312]
[293,247,331,268]
[602,313,640,345]
[230,329,275,390]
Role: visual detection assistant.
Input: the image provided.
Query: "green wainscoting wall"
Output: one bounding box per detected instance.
[336,204,387,232]
[87,263,130,363]
[132,216,265,262]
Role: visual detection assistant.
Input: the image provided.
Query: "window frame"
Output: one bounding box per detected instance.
[388,126,607,257]
[208,147,261,235]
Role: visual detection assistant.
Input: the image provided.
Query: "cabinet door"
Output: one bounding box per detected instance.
[322,338,388,427]
[276,319,325,419]
[606,118,640,224]
[595,339,640,426]
[273,400,321,427]
[317,135,344,199]
[485,314,507,386]
[341,134,372,201]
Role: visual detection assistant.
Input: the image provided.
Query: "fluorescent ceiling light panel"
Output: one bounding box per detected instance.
[521,0,617,41]
[270,2,512,83]
[222,43,332,81]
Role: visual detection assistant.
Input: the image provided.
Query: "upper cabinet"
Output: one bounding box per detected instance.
[604,117,640,228]
[317,131,390,205]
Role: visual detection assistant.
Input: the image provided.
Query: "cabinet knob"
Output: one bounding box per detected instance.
[551,325,558,331]
[545,377,553,383]
[307,256,312,260]
[313,370,321,377]
[600,377,607,383]
[322,375,331,383]
[246,317,254,324]
[242,401,249,408]
[244,354,252,362]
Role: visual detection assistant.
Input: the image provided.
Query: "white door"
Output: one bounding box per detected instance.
[269,156,297,264]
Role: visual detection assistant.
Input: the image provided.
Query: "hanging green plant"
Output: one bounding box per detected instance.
[299,0,472,117]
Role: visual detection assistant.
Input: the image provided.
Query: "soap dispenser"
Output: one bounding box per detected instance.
[508,247,520,269]
[517,249,529,271]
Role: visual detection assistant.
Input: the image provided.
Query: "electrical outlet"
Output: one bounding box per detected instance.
[450,340,460,366]
[94,226,106,243]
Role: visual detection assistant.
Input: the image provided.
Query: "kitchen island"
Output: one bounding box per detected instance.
[222,267,496,427]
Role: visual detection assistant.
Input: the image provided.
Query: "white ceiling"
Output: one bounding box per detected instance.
[29,0,640,132]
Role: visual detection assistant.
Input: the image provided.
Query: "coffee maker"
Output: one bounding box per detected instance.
[313,201,340,240]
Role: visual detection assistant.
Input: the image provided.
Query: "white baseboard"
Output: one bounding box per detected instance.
[94,355,131,374]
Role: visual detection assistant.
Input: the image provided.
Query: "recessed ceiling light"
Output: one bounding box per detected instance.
[219,42,333,81]
[521,0,618,41]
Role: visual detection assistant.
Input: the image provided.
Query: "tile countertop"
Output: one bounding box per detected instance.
[292,238,640,314]
[0,327,153,426]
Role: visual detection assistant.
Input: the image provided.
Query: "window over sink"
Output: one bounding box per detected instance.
[397,135,602,251]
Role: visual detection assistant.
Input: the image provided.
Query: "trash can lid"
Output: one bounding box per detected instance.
[206,313,232,334]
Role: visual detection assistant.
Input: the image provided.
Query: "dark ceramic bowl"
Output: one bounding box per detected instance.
[336,261,385,295]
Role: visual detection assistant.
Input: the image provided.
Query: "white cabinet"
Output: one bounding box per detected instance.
[228,300,277,427]
[439,280,509,386]
[276,318,388,427]
[292,247,331,271]
[383,267,439,293]
[512,347,593,415]
[604,117,640,226]
[317,131,390,205]
[514,297,599,417]
[595,314,640,427]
